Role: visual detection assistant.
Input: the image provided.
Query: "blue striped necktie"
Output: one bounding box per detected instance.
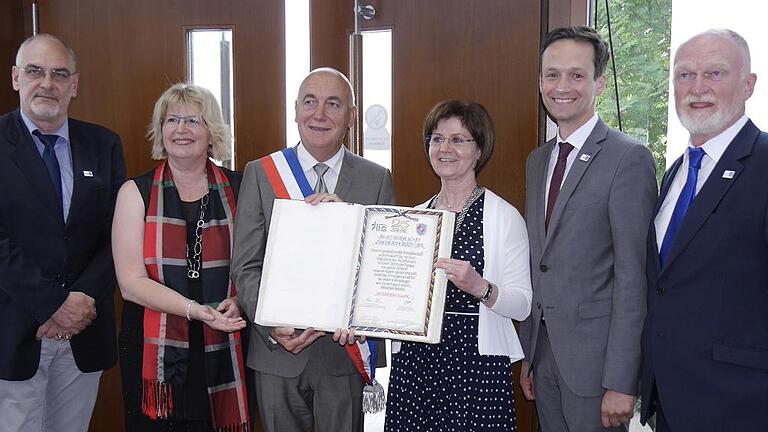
[659,147,706,266]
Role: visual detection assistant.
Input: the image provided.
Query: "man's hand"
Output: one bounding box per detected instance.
[519,360,535,400]
[332,328,366,346]
[601,390,635,428]
[305,193,342,205]
[271,326,325,354]
[53,291,96,329]
[35,292,96,340]
[217,296,242,319]
[36,320,72,340]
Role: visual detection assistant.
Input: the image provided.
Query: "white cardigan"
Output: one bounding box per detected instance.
[392,189,532,361]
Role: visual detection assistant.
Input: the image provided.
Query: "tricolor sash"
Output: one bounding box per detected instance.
[258,147,385,412]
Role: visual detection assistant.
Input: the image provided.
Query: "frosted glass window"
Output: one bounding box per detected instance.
[187,29,234,168]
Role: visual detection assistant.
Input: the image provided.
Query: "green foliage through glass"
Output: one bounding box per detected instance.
[594,0,672,185]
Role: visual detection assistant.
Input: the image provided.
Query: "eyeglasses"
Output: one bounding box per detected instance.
[163,115,205,129]
[16,64,74,82]
[427,134,476,147]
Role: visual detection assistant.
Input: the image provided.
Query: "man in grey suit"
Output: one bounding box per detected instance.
[518,26,657,431]
[231,67,394,432]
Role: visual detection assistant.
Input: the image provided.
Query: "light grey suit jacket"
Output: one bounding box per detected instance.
[518,119,657,397]
[231,147,395,377]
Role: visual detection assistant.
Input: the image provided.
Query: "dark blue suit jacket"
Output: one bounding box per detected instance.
[0,109,126,380]
[641,120,768,430]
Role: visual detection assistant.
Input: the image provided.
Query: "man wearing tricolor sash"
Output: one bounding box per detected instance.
[232,68,394,432]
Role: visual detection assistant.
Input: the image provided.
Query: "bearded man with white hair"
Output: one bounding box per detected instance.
[640,28,768,431]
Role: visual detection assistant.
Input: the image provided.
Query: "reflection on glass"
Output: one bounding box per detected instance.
[362,30,393,171]
[187,29,234,168]
[285,0,310,148]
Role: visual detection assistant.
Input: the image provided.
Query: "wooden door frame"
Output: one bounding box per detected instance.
[0,0,24,114]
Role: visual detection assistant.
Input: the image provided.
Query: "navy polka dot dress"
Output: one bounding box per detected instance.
[385,192,518,431]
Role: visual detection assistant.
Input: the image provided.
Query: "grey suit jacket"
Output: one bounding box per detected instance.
[231,147,395,377]
[518,119,657,397]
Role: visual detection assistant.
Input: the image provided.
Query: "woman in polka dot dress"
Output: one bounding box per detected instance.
[385,100,532,431]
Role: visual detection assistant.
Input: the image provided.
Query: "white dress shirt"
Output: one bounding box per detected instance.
[654,115,749,250]
[544,113,599,205]
[296,143,344,193]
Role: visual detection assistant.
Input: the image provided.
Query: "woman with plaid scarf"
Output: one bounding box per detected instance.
[112,83,251,431]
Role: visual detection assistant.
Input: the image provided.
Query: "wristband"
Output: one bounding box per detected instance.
[186,299,198,321]
[480,282,493,303]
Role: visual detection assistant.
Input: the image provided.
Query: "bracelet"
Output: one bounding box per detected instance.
[185,299,198,321]
[480,282,493,303]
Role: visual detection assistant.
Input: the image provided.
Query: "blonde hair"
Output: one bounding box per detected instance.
[147,83,232,160]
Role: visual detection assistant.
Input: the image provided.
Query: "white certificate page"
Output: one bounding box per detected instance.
[350,208,447,336]
[255,199,362,331]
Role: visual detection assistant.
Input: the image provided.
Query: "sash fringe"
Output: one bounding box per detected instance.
[363,381,386,413]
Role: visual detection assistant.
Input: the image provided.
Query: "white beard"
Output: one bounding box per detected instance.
[677,96,742,137]
[29,97,62,122]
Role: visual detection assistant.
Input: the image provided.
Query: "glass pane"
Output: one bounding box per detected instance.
[285,0,310,148]
[666,0,768,169]
[187,29,234,168]
[361,29,393,171]
[361,29,393,432]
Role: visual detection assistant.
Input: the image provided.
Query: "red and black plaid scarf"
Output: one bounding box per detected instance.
[142,160,250,431]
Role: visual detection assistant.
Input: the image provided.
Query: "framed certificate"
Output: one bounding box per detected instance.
[254,199,454,343]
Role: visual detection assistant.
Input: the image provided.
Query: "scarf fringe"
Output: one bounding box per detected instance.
[141,379,174,419]
[215,421,250,432]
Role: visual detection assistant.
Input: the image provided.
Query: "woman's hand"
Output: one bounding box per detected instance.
[436,257,487,298]
[193,303,246,332]
[332,328,367,346]
[305,193,343,205]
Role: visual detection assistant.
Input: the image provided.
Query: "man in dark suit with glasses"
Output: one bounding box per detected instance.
[0,33,125,432]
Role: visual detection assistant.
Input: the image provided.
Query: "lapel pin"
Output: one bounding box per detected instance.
[579,154,591,162]
[83,170,93,177]
[722,170,735,179]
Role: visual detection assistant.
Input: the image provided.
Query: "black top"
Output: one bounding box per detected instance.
[119,166,241,423]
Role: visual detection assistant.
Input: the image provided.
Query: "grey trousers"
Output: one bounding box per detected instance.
[532,325,627,432]
[253,362,364,432]
[0,338,102,432]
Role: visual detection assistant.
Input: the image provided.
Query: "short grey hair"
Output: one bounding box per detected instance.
[685,29,752,76]
[16,33,77,72]
[299,67,357,107]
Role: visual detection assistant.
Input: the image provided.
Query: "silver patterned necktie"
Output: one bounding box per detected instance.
[313,163,329,194]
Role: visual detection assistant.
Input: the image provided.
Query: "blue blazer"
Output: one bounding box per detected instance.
[640,120,768,430]
[0,109,126,380]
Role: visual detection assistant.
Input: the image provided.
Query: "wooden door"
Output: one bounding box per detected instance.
[310,1,542,431]
[17,1,284,430]
[0,1,23,113]
[22,0,285,176]
[311,0,541,209]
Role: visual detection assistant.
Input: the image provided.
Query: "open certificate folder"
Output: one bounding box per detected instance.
[255,199,455,343]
